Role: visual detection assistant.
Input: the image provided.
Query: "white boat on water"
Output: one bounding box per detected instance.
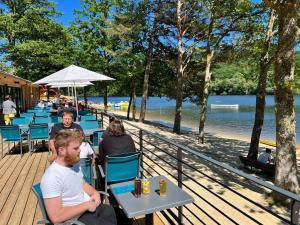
[210,104,239,109]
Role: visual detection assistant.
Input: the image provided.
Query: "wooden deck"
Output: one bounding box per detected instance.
[0,144,163,225]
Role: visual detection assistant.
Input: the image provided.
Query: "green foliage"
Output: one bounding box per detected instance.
[0,0,72,80]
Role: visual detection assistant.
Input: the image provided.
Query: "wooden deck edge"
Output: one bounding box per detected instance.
[134,212,165,225]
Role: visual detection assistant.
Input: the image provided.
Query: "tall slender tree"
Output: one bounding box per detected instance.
[264,0,300,193]
[248,9,277,160]
[139,0,161,122]
[198,0,260,143]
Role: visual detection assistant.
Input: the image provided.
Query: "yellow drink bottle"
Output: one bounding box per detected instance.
[142,178,150,194]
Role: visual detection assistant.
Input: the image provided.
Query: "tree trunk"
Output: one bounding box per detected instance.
[127,92,132,120]
[198,16,214,144]
[127,79,135,120]
[83,86,88,107]
[248,10,276,160]
[139,2,160,122]
[173,0,183,134]
[274,2,299,193]
[104,83,108,113]
[198,50,214,143]
[132,81,136,121]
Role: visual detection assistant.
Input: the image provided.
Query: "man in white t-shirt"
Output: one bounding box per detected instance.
[40,130,116,225]
[257,148,274,164]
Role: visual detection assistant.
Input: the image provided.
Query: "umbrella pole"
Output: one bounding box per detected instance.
[74,83,79,121]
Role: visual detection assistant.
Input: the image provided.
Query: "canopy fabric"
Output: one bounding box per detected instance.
[46,81,94,87]
[34,65,114,84]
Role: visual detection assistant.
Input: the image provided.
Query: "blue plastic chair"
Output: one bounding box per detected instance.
[99,152,141,195]
[32,183,85,225]
[28,124,49,152]
[0,125,26,156]
[20,112,34,118]
[80,115,96,121]
[80,120,101,130]
[50,116,62,124]
[12,117,32,132]
[27,109,38,113]
[35,112,50,117]
[34,117,51,124]
[93,130,104,147]
[78,110,90,116]
[80,158,94,185]
[12,117,32,125]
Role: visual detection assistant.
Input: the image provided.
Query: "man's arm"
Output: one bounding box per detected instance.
[44,196,96,224]
[83,181,101,206]
[49,139,56,155]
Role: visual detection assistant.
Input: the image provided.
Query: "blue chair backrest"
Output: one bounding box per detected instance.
[106,152,140,183]
[80,158,92,185]
[78,110,90,116]
[81,115,96,121]
[32,183,51,224]
[80,120,100,130]
[0,125,21,141]
[12,117,31,125]
[27,109,38,113]
[20,112,34,118]
[29,124,49,139]
[93,130,104,146]
[50,116,62,124]
[35,117,51,124]
[35,112,50,117]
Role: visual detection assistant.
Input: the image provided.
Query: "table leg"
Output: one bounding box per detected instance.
[145,213,153,225]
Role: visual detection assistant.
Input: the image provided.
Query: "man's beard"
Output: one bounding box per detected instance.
[64,151,80,165]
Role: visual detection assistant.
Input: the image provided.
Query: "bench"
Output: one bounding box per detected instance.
[239,156,275,177]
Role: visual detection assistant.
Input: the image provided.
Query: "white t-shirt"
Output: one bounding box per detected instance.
[80,142,94,159]
[257,152,273,164]
[41,161,90,206]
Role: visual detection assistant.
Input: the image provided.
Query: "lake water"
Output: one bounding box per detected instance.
[79,95,300,144]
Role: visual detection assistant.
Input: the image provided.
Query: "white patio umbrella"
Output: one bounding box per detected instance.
[34,65,114,119]
[34,65,114,84]
[50,82,94,104]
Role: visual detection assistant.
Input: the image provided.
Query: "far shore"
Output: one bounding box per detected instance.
[88,102,300,151]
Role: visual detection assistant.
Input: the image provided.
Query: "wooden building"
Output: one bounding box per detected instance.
[0,70,39,123]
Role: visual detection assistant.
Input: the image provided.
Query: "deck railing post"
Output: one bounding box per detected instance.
[292,200,300,224]
[101,112,104,128]
[95,109,98,121]
[177,147,183,223]
[139,129,143,178]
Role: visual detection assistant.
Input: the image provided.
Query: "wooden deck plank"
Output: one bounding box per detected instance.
[32,154,50,225]
[0,151,14,169]
[0,153,33,225]
[21,152,49,225]
[7,153,43,225]
[0,155,28,195]
[0,154,17,177]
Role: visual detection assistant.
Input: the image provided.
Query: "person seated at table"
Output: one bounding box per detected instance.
[49,111,83,162]
[257,148,274,164]
[99,116,116,144]
[37,100,45,108]
[98,119,135,165]
[41,129,117,225]
[64,102,77,121]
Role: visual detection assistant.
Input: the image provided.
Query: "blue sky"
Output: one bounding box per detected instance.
[53,0,82,25]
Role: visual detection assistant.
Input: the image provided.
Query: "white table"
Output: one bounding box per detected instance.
[110,175,194,225]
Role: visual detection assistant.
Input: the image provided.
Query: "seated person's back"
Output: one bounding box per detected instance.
[99,119,135,164]
[257,148,274,164]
